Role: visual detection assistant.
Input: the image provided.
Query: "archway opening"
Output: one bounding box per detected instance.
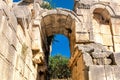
[92,8,114,51]
[50,34,70,58]
[47,34,71,79]
[40,11,77,80]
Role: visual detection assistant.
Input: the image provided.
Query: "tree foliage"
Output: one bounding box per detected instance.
[48,54,71,79]
[41,0,54,9]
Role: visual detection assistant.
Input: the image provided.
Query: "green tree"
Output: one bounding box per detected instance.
[41,0,55,9]
[48,54,71,79]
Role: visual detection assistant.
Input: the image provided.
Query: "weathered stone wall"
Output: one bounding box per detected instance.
[0,1,38,80]
[74,0,120,52]
[1,0,120,80]
[69,43,120,80]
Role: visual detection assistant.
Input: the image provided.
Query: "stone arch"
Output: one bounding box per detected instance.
[39,8,83,55]
[90,3,115,16]
[91,5,115,51]
[33,9,83,80]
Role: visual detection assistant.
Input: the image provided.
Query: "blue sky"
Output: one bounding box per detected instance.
[13,0,74,58]
[47,0,74,10]
[51,34,70,58]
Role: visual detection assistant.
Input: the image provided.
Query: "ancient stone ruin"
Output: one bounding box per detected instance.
[0,0,120,80]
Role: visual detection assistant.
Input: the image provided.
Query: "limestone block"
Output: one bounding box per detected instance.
[76,8,82,15]
[77,44,94,53]
[0,15,6,33]
[42,15,53,27]
[2,24,17,47]
[0,34,9,58]
[114,36,120,43]
[89,65,106,80]
[25,49,32,65]
[83,53,93,66]
[29,72,36,80]
[92,20,100,33]
[6,66,15,80]
[32,27,42,50]
[114,43,120,52]
[5,0,13,7]
[102,34,113,46]
[45,27,53,36]
[6,45,17,66]
[16,24,26,44]
[0,55,14,80]
[100,24,111,35]
[94,33,103,44]
[56,16,67,28]
[0,57,4,79]
[112,24,120,36]
[75,22,83,32]
[113,53,120,65]
[25,31,32,48]
[112,66,120,80]
[76,32,89,42]
[113,5,120,16]
[0,2,17,30]
[13,6,30,19]
[15,56,25,75]
[24,65,30,79]
[14,69,22,80]
[92,51,112,58]
[90,43,107,52]
[104,65,114,80]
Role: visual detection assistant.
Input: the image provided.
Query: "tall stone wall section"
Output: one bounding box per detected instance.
[0,1,37,80]
[69,0,120,80]
[74,0,120,52]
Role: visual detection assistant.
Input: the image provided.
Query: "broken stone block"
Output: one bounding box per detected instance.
[91,51,112,59]
[90,43,107,52]
[77,44,94,53]
[89,65,106,80]
[92,52,106,58]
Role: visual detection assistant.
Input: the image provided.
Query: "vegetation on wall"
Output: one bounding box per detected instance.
[21,43,28,60]
[48,54,71,79]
